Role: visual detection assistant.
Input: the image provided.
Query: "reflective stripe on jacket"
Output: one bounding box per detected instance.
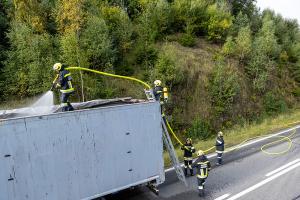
[181,143,195,158]
[216,136,224,152]
[58,69,74,94]
[192,155,211,179]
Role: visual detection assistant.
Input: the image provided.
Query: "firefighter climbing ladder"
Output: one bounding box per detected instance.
[161,116,188,186]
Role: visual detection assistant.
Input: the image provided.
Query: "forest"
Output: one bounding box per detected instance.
[1,0,300,140]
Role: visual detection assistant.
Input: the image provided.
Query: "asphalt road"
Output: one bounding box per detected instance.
[102,127,300,200]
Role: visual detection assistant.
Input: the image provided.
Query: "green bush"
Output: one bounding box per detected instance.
[209,62,240,117]
[153,44,184,87]
[172,0,209,35]
[205,2,233,41]
[134,42,158,68]
[235,25,252,61]
[222,36,235,56]
[187,118,213,140]
[179,33,196,47]
[263,92,287,115]
[136,0,173,42]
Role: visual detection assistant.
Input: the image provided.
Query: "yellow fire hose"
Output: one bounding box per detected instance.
[65,66,297,156]
[66,66,186,146]
[202,129,296,156]
[66,67,151,89]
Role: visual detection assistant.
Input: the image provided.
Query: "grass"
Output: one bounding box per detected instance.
[164,108,300,167]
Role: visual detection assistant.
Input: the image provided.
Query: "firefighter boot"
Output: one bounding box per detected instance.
[190,168,194,176]
[184,168,188,176]
[198,187,204,197]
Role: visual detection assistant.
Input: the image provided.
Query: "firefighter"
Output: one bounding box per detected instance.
[192,150,211,197]
[216,131,225,165]
[153,80,168,103]
[51,63,75,112]
[181,138,196,176]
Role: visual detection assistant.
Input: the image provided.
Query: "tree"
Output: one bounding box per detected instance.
[230,12,249,36]
[137,0,173,42]
[235,25,252,61]
[101,4,133,65]
[222,36,235,56]
[229,0,256,18]
[205,2,233,41]
[209,61,240,123]
[13,0,55,33]
[172,0,209,35]
[56,0,85,34]
[0,1,10,100]
[4,22,58,97]
[153,44,184,89]
[246,16,280,92]
[80,15,115,69]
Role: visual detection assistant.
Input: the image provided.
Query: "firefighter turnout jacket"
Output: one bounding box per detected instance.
[216,136,224,153]
[153,85,163,101]
[192,155,211,179]
[56,69,74,94]
[181,143,196,160]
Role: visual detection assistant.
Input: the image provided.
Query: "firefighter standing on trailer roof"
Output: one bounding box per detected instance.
[181,138,196,176]
[216,131,225,165]
[153,80,168,104]
[192,150,211,197]
[51,63,75,112]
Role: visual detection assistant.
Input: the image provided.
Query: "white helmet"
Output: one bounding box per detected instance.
[154,80,162,87]
[197,150,204,156]
[53,63,62,71]
[186,138,192,144]
[218,131,223,137]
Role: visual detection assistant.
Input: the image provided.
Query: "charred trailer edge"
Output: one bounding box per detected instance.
[0,102,165,200]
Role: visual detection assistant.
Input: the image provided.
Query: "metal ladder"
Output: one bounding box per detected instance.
[144,88,187,186]
[161,116,188,186]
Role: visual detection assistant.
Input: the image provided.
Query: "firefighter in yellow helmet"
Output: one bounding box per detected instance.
[51,63,75,112]
[192,150,211,197]
[153,80,168,104]
[181,138,196,176]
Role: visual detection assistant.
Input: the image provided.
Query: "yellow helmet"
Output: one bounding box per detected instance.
[197,150,204,156]
[218,131,223,137]
[154,80,162,87]
[53,63,62,71]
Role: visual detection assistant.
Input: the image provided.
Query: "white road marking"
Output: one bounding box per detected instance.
[226,161,300,200]
[165,125,300,173]
[214,193,231,200]
[265,159,300,177]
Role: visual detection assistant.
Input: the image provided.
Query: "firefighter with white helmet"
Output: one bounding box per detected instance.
[216,131,225,165]
[192,150,211,197]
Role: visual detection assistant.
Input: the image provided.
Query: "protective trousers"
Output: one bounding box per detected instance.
[184,159,193,176]
[197,177,206,195]
[217,152,223,164]
[60,93,74,112]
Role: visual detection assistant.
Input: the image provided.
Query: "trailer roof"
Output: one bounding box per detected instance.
[0,97,146,120]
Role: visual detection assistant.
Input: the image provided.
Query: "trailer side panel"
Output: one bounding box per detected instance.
[0,102,164,200]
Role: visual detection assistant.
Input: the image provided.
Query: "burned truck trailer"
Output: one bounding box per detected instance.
[0,101,165,200]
